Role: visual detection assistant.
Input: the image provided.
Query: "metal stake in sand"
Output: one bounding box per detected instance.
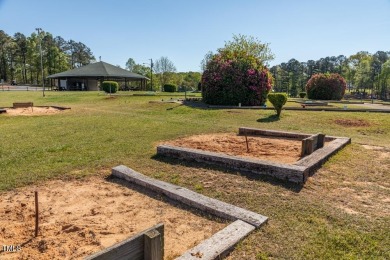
[245,133,250,153]
[35,191,39,237]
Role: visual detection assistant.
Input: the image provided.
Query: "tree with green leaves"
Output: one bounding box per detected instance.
[14,32,28,83]
[0,30,12,81]
[354,57,372,97]
[379,60,390,99]
[125,58,136,71]
[154,56,176,88]
[200,51,213,72]
[219,34,274,66]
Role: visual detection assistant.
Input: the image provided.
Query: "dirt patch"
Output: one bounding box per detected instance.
[334,119,371,127]
[104,96,117,100]
[0,177,226,259]
[3,107,64,116]
[162,133,302,164]
[361,144,390,159]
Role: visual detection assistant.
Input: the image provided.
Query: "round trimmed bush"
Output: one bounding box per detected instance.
[299,92,306,98]
[201,55,272,106]
[101,81,118,93]
[268,93,287,116]
[163,84,176,92]
[306,73,346,100]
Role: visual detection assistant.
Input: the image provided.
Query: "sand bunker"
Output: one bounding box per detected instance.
[163,133,302,164]
[0,177,225,259]
[3,107,63,116]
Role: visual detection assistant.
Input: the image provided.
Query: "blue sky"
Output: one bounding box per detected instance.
[1,0,389,72]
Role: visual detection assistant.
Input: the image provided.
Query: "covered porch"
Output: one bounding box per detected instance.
[48,61,149,91]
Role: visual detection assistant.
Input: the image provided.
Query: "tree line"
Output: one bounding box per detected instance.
[270,51,390,100]
[0,27,201,91]
[0,29,95,84]
[125,57,201,91]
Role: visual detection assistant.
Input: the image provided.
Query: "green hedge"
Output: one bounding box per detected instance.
[101,81,118,93]
[163,84,177,92]
[268,93,287,117]
[299,92,307,98]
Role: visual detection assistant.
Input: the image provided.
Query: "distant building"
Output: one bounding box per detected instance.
[47,61,149,91]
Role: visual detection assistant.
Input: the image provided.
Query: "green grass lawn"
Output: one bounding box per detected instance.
[1,91,389,259]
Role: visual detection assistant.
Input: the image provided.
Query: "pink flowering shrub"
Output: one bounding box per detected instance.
[202,52,272,106]
[306,73,346,100]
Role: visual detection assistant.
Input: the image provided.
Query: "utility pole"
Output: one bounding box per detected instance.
[150,58,153,91]
[36,28,45,97]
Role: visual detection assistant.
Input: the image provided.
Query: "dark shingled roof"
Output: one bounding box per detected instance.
[47,61,149,80]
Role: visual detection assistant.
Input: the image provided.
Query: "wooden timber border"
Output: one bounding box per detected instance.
[111,165,267,260]
[112,165,267,227]
[157,127,351,183]
[85,223,164,260]
[13,102,33,108]
[2,105,70,111]
[301,133,325,156]
[206,105,390,113]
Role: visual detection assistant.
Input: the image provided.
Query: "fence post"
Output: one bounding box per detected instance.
[317,134,325,148]
[144,229,162,260]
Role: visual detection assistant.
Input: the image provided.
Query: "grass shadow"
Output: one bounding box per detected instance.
[151,154,304,193]
[257,114,280,123]
[181,99,210,110]
[166,103,183,110]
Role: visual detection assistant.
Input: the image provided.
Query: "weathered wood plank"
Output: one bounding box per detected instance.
[317,133,325,148]
[301,133,326,156]
[13,102,33,108]
[112,165,268,228]
[157,145,307,183]
[239,127,338,142]
[176,220,255,260]
[302,135,317,156]
[294,138,351,172]
[144,230,163,260]
[307,137,315,155]
[239,127,312,140]
[85,224,164,260]
[301,139,307,157]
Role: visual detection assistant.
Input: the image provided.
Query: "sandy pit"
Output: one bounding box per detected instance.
[163,133,303,164]
[3,107,63,116]
[0,177,226,259]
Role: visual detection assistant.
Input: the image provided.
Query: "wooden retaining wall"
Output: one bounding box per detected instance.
[85,223,164,260]
[177,220,255,260]
[111,165,268,260]
[157,145,308,183]
[157,128,350,184]
[112,165,268,227]
[13,102,33,108]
